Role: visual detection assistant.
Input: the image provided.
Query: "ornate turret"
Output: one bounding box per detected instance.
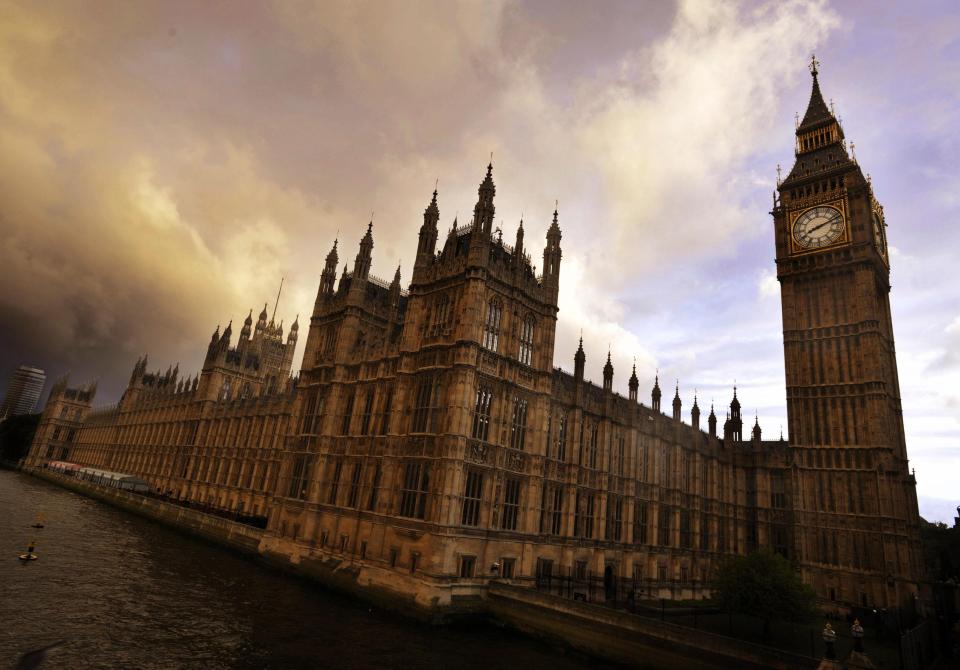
[514,218,525,260]
[318,238,339,301]
[782,55,851,187]
[691,393,700,430]
[389,264,401,308]
[729,386,742,441]
[752,413,762,443]
[416,188,439,271]
[542,205,562,303]
[651,373,661,412]
[473,162,496,235]
[672,381,682,421]
[354,221,374,281]
[602,350,613,392]
[239,309,253,351]
[574,337,585,382]
[288,315,299,343]
[257,304,268,333]
[628,362,639,402]
[708,402,717,438]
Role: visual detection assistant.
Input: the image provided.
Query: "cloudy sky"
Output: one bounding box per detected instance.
[1,0,957,521]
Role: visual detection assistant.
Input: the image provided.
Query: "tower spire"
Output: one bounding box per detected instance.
[797,54,837,133]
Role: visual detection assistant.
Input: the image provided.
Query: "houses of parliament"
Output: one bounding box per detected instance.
[26,62,923,615]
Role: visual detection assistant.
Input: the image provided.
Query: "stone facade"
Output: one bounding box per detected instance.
[27,306,299,520]
[772,59,922,609]
[25,62,922,614]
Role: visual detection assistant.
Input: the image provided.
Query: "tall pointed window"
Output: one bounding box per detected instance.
[360,388,375,436]
[574,491,595,539]
[398,460,431,519]
[519,315,534,366]
[554,411,567,461]
[585,423,598,469]
[509,396,528,451]
[472,385,493,442]
[606,495,623,542]
[431,294,450,337]
[411,374,441,433]
[501,478,522,531]
[634,501,648,544]
[461,470,484,526]
[340,389,355,435]
[482,299,502,351]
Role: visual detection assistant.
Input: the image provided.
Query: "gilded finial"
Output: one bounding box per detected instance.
[809,53,819,77]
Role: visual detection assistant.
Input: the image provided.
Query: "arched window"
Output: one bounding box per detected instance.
[519,315,535,366]
[482,299,502,351]
[472,386,493,442]
[431,295,450,337]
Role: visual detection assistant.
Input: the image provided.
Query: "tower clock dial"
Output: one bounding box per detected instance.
[792,205,845,250]
[872,210,888,260]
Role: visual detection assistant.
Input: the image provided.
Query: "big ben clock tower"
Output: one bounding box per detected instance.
[774,57,922,611]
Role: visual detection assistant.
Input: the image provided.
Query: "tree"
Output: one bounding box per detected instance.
[920,518,960,582]
[0,413,41,463]
[711,550,817,640]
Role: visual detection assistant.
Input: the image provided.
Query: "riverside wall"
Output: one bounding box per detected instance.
[488,582,820,670]
[28,468,821,669]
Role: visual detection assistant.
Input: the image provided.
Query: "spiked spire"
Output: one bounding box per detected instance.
[574,336,586,381]
[672,380,682,421]
[602,349,614,392]
[514,217,524,259]
[319,238,339,299]
[416,188,440,270]
[798,54,833,131]
[543,203,562,301]
[354,221,374,280]
[389,262,402,307]
[691,390,701,429]
[651,371,662,411]
[628,361,639,401]
[326,238,339,265]
[472,161,496,235]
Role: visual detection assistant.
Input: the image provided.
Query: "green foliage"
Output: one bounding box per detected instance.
[920,517,960,581]
[711,550,817,623]
[0,413,41,462]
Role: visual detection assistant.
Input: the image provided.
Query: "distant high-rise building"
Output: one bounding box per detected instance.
[1,366,47,419]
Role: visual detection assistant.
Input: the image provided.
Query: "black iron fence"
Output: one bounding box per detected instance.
[533,567,943,668]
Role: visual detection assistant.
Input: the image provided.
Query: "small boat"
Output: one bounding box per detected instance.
[31,513,46,529]
[18,541,38,561]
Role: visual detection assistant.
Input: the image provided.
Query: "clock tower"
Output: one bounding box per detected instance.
[773,58,922,610]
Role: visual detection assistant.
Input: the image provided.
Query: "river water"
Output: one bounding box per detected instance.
[0,471,609,669]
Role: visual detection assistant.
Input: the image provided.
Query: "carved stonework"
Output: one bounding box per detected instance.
[467,441,488,464]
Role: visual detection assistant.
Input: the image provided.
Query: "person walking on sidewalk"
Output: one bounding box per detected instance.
[823,622,837,660]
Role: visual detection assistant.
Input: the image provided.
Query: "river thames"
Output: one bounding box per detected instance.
[0,470,611,669]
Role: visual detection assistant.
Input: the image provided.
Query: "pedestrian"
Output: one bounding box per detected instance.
[851,618,864,652]
[823,622,837,660]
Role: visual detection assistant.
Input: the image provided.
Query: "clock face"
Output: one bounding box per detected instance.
[872,211,887,259]
[792,206,845,250]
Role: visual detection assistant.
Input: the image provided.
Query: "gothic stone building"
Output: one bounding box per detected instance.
[27,63,923,615]
[31,307,299,519]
